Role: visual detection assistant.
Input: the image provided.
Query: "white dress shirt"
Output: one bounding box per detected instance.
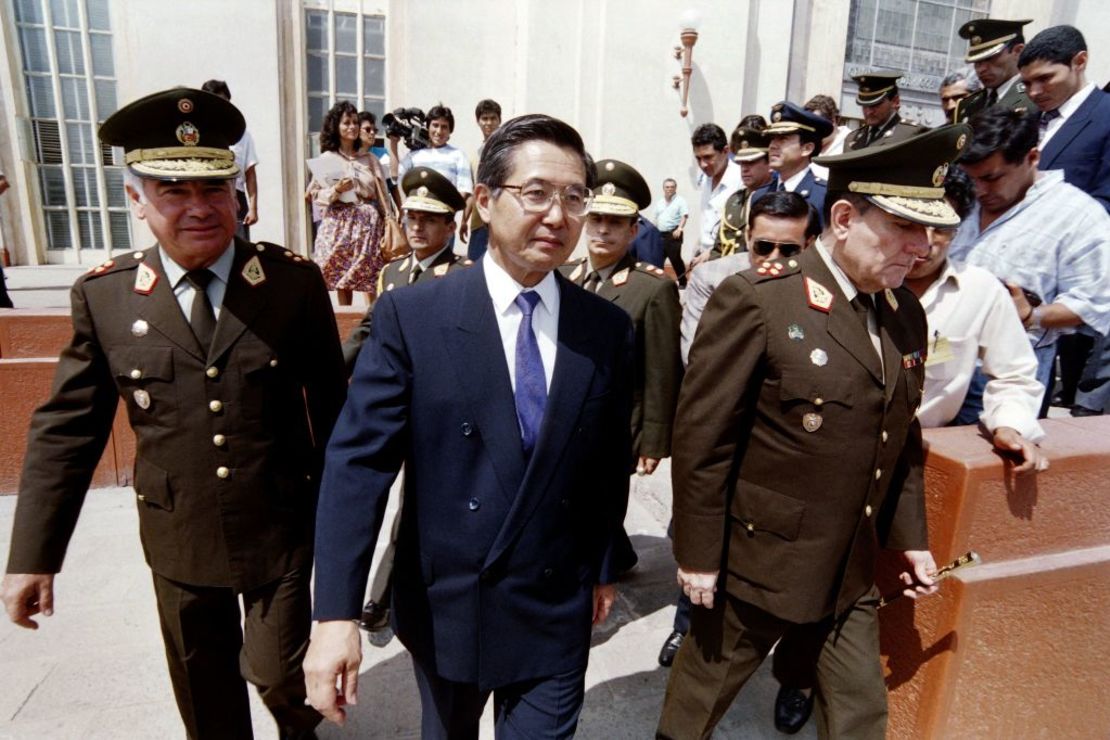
[482,252,559,393]
[697,159,744,255]
[781,165,811,193]
[162,242,235,321]
[915,259,1045,440]
[1039,81,1096,148]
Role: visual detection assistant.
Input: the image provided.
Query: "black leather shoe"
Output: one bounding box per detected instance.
[774,685,814,734]
[658,630,685,667]
[359,599,390,632]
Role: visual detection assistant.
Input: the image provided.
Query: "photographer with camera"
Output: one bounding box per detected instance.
[387,103,474,245]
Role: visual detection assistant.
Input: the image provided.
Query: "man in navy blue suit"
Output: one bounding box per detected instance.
[751,101,832,229]
[1021,25,1110,212]
[304,114,634,739]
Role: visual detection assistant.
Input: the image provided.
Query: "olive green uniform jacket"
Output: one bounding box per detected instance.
[561,252,683,460]
[847,113,930,150]
[7,239,347,591]
[672,244,928,623]
[952,79,1033,123]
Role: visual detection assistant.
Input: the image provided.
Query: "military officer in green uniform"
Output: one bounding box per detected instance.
[342,166,470,371]
[658,124,973,739]
[952,18,1034,122]
[714,127,773,257]
[561,159,683,475]
[847,72,929,150]
[1,89,347,739]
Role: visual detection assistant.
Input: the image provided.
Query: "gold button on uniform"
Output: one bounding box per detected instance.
[865,505,873,517]
[269,358,279,368]
[881,430,888,443]
[137,494,146,501]
[206,367,219,378]
[216,466,230,479]
[744,521,755,533]
[209,400,223,412]
[129,369,142,379]
[874,468,882,480]
[213,434,226,446]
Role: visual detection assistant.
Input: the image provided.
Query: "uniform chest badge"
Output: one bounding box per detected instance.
[569,263,584,282]
[612,268,630,286]
[804,277,834,313]
[884,288,899,311]
[787,324,805,341]
[133,389,151,410]
[802,412,823,432]
[241,255,266,286]
[433,263,449,277]
[133,263,158,295]
[131,319,149,337]
[810,348,828,367]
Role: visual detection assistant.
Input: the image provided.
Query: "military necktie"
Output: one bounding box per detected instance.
[185,269,216,350]
[850,293,873,330]
[986,88,998,107]
[513,291,547,456]
[583,271,601,293]
[409,263,423,285]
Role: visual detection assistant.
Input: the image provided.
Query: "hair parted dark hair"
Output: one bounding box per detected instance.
[748,191,821,238]
[426,103,455,132]
[476,114,594,190]
[1018,25,1086,68]
[804,95,840,125]
[737,114,767,131]
[691,123,728,151]
[320,100,360,153]
[201,79,231,99]
[358,110,376,126]
[475,99,502,120]
[942,166,976,221]
[959,108,1038,165]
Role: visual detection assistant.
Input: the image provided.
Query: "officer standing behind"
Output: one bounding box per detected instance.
[342,166,471,372]
[715,126,773,256]
[657,125,972,739]
[751,102,832,227]
[562,159,683,476]
[846,73,929,150]
[952,18,1034,122]
[0,89,346,740]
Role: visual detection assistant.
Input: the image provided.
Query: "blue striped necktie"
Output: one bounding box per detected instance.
[514,291,547,455]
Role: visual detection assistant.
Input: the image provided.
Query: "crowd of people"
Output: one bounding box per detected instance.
[1,14,1107,740]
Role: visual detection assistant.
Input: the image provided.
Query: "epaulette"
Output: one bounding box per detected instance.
[253,241,313,267]
[563,258,587,282]
[84,249,145,279]
[749,257,802,282]
[634,261,668,279]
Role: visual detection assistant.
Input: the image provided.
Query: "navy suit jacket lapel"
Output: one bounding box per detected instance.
[445,262,529,501]
[1040,91,1099,169]
[484,273,597,570]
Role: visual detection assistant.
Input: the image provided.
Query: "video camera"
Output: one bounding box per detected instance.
[382,107,431,151]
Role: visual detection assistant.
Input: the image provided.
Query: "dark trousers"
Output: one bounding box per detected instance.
[412,658,587,740]
[235,189,251,242]
[658,591,887,740]
[661,232,687,287]
[152,567,321,739]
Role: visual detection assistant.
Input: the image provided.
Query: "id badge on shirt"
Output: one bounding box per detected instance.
[925,335,955,367]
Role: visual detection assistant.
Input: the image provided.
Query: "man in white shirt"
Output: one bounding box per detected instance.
[201,80,259,241]
[690,123,743,268]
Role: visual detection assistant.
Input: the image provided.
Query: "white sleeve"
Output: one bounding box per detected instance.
[978,281,1047,442]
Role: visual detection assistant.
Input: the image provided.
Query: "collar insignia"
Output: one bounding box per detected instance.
[433,263,449,276]
[134,263,158,294]
[241,255,266,286]
[569,263,584,282]
[612,267,630,286]
[804,277,834,313]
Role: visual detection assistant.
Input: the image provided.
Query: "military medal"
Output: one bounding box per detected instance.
[134,263,158,295]
[804,277,834,313]
[902,349,927,368]
[131,319,149,337]
[133,389,151,409]
[241,256,266,286]
[787,324,805,341]
[802,412,823,432]
[810,348,828,367]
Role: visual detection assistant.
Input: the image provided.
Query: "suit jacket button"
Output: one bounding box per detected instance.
[881,430,888,444]
[480,571,491,583]
[874,468,882,480]
[206,366,219,378]
[216,466,230,479]
[561,498,570,508]
[865,505,873,517]
[129,368,142,380]
[209,400,223,413]
[212,434,226,446]
[136,493,145,502]
[461,422,473,436]
[468,497,480,511]
[543,568,554,578]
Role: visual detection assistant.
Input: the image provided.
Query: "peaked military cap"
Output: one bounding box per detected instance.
[401,166,466,213]
[852,72,902,107]
[732,127,770,162]
[959,18,1032,62]
[765,102,834,142]
[814,124,971,227]
[99,88,244,180]
[590,159,651,217]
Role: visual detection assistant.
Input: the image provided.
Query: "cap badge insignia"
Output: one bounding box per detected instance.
[131,319,149,337]
[605,161,615,171]
[416,186,429,197]
[804,277,834,313]
[133,389,151,410]
[810,348,828,367]
[601,182,617,196]
[569,263,584,282]
[861,86,871,93]
[802,412,823,432]
[175,121,200,146]
[434,263,449,277]
[773,111,782,122]
[787,324,805,341]
[178,98,194,113]
[134,263,158,295]
[612,268,630,286]
[885,288,899,311]
[956,133,968,151]
[241,255,266,286]
[971,35,981,44]
[740,140,749,149]
[932,163,949,187]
